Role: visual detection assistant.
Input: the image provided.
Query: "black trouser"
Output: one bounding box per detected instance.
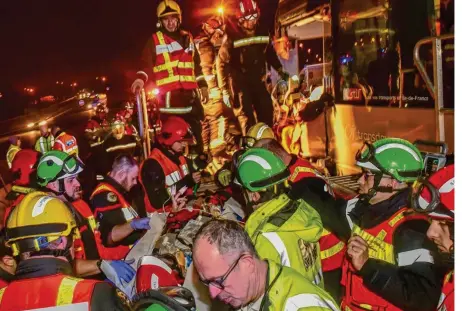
[231,76,274,135]
[323,268,343,305]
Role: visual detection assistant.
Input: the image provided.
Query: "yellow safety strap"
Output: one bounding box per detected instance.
[388,211,405,228]
[320,241,346,260]
[352,225,395,264]
[359,304,374,310]
[233,36,270,48]
[56,277,82,306]
[0,287,5,304]
[156,33,174,77]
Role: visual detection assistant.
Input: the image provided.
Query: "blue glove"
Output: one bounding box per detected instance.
[130,217,151,230]
[101,259,136,284]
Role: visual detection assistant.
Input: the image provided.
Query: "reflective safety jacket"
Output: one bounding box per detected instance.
[139,148,191,214]
[288,156,345,273]
[72,200,102,261]
[90,182,137,260]
[53,131,79,157]
[6,145,20,169]
[245,194,324,287]
[259,260,339,311]
[341,207,430,311]
[0,274,98,310]
[437,271,454,311]
[35,134,55,154]
[153,30,198,111]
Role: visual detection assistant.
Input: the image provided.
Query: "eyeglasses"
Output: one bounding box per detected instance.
[200,254,245,290]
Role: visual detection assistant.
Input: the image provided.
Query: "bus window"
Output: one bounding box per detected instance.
[333,0,436,108]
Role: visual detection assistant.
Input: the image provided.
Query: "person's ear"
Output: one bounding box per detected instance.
[250,192,261,203]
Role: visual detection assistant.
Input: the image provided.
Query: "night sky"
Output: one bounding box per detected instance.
[0,0,277,107]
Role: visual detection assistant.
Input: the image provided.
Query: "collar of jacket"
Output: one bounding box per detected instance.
[350,188,410,229]
[0,267,14,283]
[14,257,73,280]
[153,142,183,167]
[103,175,129,198]
[260,260,283,311]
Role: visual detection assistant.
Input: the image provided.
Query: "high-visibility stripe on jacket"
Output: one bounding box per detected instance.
[261,260,340,311]
[288,157,345,272]
[35,135,55,154]
[139,148,191,214]
[152,31,198,95]
[53,132,79,157]
[341,208,430,311]
[233,36,270,48]
[6,145,20,169]
[245,194,324,287]
[90,182,137,260]
[437,271,454,311]
[0,274,99,310]
[72,199,101,261]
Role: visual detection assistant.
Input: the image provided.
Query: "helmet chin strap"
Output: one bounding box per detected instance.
[361,172,394,203]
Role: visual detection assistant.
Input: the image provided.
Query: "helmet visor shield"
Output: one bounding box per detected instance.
[355,142,375,164]
[239,136,256,149]
[409,179,454,220]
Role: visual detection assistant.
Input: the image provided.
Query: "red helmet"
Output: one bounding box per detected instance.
[11,149,40,186]
[157,116,194,146]
[136,256,180,292]
[236,0,260,20]
[411,164,454,221]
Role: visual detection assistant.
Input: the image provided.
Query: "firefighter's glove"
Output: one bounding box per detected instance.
[217,169,232,187]
[222,89,232,108]
[100,259,136,284]
[200,87,209,104]
[277,68,290,81]
[130,217,151,230]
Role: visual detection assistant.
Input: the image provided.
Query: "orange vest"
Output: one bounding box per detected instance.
[288,158,345,272]
[139,148,191,214]
[53,132,79,157]
[152,31,198,95]
[90,182,137,260]
[0,274,99,310]
[438,271,454,311]
[341,208,429,311]
[72,200,102,260]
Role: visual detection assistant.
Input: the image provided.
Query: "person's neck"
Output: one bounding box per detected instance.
[250,260,268,302]
[369,188,405,205]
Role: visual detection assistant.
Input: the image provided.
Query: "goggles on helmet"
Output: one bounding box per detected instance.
[409,178,453,219]
[239,13,258,23]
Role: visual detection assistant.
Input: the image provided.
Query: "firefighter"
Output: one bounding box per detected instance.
[0,232,15,288]
[52,125,79,157]
[85,104,110,148]
[116,101,138,136]
[137,0,206,152]
[90,155,151,259]
[294,138,442,310]
[35,150,136,282]
[0,192,129,310]
[6,136,21,169]
[195,16,232,155]
[410,164,454,311]
[217,0,288,135]
[101,118,141,176]
[236,147,325,287]
[139,116,201,213]
[193,218,339,311]
[253,138,344,303]
[34,123,55,154]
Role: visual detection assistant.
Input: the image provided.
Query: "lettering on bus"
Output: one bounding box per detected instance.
[344,124,388,143]
[342,88,362,101]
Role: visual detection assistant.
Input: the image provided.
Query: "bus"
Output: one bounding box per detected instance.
[273,0,454,177]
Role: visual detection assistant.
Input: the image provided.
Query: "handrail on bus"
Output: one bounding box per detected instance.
[413,34,454,102]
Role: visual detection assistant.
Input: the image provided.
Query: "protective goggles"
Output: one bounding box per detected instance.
[409,178,453,219]
[239,13,258,22]
[355,142,375,164]
[239,136,257,149]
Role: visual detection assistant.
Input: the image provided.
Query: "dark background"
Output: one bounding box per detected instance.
[0,0,278,119]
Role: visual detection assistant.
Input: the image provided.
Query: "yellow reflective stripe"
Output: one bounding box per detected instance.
[159,107,193,114]
[56,277,82,305]
[156,74,196,86]
[0,287,5,304]
[352,225,395,264]
[320,241,345,260]
[233,36,270,48]
[321,228,330,237]
[388,211,405,227]
[178,62,194,69]
[106,142,137,153]
[289,166,323,182]
[157,33,174,77]
[88,216,97,231]
[154,60,179,72]
[359,304,373,310]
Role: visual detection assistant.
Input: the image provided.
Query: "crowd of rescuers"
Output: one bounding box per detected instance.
[0,117,455,310]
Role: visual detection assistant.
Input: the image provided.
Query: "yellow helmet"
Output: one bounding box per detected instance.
[242,122,275,148]
[5,192,77,256]
[157,0,182,22]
